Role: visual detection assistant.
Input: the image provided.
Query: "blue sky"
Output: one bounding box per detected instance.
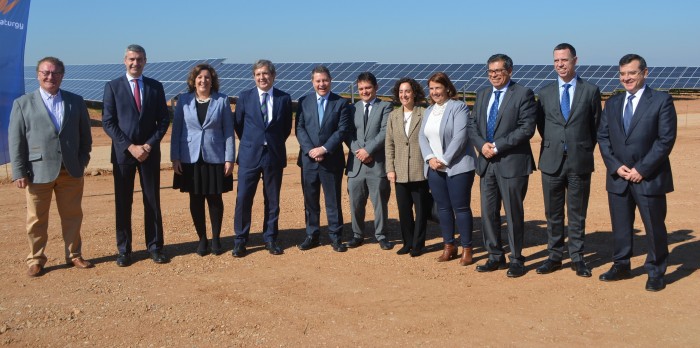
[24,0,700,67]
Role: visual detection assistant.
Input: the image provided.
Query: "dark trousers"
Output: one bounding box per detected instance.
[234,148,284,245]
[301,166,344,242]
[427,170,475,247]
[189,193,224,240]
[394,180,429,251]
[541,157,591,262]
[608,186,669,278]
[113,160,164,254]
[480,164,529,264]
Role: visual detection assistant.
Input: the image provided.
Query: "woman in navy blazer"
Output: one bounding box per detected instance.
[419,72,478,266]
[171,64,235,256]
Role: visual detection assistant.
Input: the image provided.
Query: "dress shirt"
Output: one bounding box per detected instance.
[424,103,446,170]
[558,75,578,110]
[316,92,330,153]
[362,98,376,119]
[258,87,274,125]
[126,73,143,107]
[488,85,509,152]
[39,87,64,132]
[624,86,645,115]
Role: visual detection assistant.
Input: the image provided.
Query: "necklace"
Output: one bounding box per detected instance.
[196,95,211,103]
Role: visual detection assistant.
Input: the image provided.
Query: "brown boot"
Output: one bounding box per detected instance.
[436,243,457,262]
[459,247,473,266]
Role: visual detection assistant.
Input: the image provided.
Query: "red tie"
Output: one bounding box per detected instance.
[133,78,142,112]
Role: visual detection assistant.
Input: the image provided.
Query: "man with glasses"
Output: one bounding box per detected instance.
[535,43,601,278]
[468,54,537,278]
[9,56,93,277]
[597,54,677,291]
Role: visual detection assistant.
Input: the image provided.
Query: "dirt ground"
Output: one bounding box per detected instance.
[0,97,699,347]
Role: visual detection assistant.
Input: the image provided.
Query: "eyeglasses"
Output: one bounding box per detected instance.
[487,68,508,75]
[619,70,642,78]
[38,71,64,77]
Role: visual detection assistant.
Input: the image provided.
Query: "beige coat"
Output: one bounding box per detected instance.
[385,105,426,183]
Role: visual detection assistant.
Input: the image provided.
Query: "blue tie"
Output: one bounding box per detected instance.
[623,94,635,134]
[317,97,325,125]
[261,92,269,126]
[486,90,501,142]
[561,83,571,121]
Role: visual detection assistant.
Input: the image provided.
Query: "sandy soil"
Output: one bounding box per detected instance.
[0,98,699,347]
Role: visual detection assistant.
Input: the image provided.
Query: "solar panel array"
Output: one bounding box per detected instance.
[24,59,700,102]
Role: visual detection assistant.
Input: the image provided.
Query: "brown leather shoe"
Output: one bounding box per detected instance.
[68,257,94,269]
[27,264,44,277]
[436,243,458,262]
[459,247,473,266]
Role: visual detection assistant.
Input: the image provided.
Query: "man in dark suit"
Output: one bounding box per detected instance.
[9,56,93,277]
[233,60,293,257]
[296,65,353,252]
[345,72,393,250]
[102,44,170,266]
[535,43,601,277]
[597,54,677,292]
[469,54,537,278]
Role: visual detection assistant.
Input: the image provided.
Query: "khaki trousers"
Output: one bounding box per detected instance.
[25,169,84,266]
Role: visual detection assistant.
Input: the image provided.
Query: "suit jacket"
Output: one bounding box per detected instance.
[234,87,293,168]
[296,92,352,171]
[170,91,234,164]
[9,89,92,183]
[385,105,426,183]
[536,76,601,174]
[597,86,676,195]
[419,99,476,178]
[469,81,537,178]
[102,75,170,165]
[346,98,392,178]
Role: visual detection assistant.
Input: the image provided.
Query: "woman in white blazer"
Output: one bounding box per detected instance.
[419,72,478,266]
[171,64,234,256]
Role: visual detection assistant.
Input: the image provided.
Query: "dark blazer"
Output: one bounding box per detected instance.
[346,99,392,178]
[234,87,293,168]
[469,81,537,178]
[171,92,234,164]
[536,77,601,175]
[102,75,170,164]
[296,92,353,171]
[9,89,92,183]
[597,86,676,195]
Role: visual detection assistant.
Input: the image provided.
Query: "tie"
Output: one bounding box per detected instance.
[364,103,370,130]
[133,78,142,113]
[317,97,325,124]
[623,94,635,134]
[561,83,571,121]
[486,90,501,142]
[261,92,269,126]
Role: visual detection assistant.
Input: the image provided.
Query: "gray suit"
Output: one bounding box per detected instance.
[346,98,392,241]
[536,76,601,262]
[469,81,537,264]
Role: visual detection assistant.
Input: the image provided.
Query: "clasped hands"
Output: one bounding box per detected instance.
[128,143,151,162]
[617,165,644,183]
[354,148,373,164]
[481,142,497,159]
[309,147,326,162]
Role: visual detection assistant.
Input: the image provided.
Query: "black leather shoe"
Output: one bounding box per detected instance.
[645,276,666,292]
[536,259,562,274]
[506,263,526,278]
[150,251,170,264]
[346,237,364,248]
[599,264,632,282]
[396,245,411,255]
[475,259,507,272]
[298,237,320,250]
[265,241,284,255]
[571,261,592,277]
[116,253,131,267]
[409,248,423,257]
[331,241,347,252]
[378,240,394,250]
[232,244,247,258]
[196,239,209,257]
[211,239,223,256]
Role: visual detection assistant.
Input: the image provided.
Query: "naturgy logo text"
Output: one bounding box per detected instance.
[1,0,20,15]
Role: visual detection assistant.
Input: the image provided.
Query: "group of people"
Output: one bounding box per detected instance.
[8,43,677,292]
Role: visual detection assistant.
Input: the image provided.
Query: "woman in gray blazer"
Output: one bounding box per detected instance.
[171,64,234,256]
[419,72,478,265]
[386,78,429,257]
